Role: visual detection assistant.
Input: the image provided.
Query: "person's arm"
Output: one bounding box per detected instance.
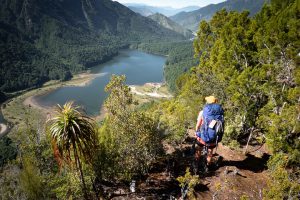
[195,111,203,131]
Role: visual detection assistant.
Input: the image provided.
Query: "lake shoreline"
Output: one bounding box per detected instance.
[1,49,169,136]
[22,72,99,110]
[1,72,99,131]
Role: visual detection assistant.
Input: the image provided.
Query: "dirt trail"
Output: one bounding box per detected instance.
[108,130,270,200]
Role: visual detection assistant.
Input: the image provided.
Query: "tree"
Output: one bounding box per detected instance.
[101,75,161,179]
[48,102,98,199]
[19,157,45,200]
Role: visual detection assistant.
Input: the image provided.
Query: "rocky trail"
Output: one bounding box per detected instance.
[103,130,270,200]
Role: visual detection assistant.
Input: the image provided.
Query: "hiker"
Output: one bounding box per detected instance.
[195,96,224,166]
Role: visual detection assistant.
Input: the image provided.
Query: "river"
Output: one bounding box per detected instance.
[36,49,166,116]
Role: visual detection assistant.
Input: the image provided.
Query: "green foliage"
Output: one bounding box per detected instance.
[170,0,265,31]
[137,41,198,92]
[177,168,200,200]
[0,163,25,199]
[94,119,119,180]
[48,102,98,165]
[19,157,45,200]
[240,194,250,200]
[145,1,298,198]
[147,99,191,142]
[0,0,299,198]
[148,13,194,38]
[48,102,98,198]
[0,0,184,93]
[227,140,241,150]
[0,136,17,167]
[172,1,299,198]
[263,153,300,200]
[95,75,161,180]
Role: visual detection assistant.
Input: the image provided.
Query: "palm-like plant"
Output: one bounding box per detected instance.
[48,102,98,199]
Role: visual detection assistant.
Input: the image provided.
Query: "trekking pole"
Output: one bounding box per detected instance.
[215,135,219,153]
[244,127,254,154]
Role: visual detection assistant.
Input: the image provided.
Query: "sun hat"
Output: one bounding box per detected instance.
[205,96,218,104]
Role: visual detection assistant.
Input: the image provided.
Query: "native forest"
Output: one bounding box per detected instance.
[0,0,299,199]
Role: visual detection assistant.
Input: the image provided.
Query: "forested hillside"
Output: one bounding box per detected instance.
[0,0,185,93]
[137,41,197,92]
[156,0,299,198]
[148,13,194,38]
[0,0,299,199]
[171,0,266,31]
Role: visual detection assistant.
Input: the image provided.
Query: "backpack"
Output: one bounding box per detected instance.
[200,103,224,143]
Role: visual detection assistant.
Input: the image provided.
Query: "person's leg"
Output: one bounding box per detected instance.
[207,147,214,165]
[195,143,203,161]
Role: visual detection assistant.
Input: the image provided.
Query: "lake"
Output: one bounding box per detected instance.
[36,50,166,116]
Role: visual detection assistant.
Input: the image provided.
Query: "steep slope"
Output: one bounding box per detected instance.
[101,131,270,199]
[0,0,184,92]
[125,4,200,17]
[170,0,266,31]
[128,6,154,16]
[0,0,184,44]
[148,13,194,38]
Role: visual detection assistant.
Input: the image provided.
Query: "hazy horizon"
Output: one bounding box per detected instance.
[114,0,226,9]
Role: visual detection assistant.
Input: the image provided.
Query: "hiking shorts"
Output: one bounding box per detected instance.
[196,137,216,149]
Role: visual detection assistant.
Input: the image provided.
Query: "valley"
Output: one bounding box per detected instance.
[1,49,168,132]
[0,0,299,199]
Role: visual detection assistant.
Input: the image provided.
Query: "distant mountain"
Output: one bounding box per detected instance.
[0,0,185,92]
[128,6,154,16]
[125,4,201,17]
[170,0,266,31]
[148,13,194,38]
[176,6,203,14]
[0,0,185,40]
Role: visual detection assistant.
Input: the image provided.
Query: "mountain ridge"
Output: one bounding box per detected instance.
[170,0,266,31]
[125,4,201,17]
[0,0,185,92]
[148,13,194,38]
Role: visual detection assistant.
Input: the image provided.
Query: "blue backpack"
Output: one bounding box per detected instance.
[197,103,224,143]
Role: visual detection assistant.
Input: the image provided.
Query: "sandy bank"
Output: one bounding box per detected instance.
[1,72,100,131]
[22,73,100,115]
[129,83,173,98]
[23,95,52,114]
[0,123,9,137]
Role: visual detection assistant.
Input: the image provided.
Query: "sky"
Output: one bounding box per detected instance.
[114,0,226,8]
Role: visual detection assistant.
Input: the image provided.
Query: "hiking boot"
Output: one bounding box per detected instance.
[192,160,199,175]
[198,156,208,174]
[207,156,223,171]
[215,156,223,168]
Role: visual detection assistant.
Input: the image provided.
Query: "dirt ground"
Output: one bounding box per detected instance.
[104,130,270,200]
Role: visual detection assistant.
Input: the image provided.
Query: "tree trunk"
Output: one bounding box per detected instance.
[73,144,89,200]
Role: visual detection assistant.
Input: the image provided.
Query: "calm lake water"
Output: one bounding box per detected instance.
[37,50,166,116]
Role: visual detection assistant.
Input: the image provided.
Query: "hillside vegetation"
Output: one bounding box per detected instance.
[148,13,194,38]
[171,0,265,31]
[137,41,197,92]
[162,0,299,198]
[0,0,299,199]
[0,0,185,93]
